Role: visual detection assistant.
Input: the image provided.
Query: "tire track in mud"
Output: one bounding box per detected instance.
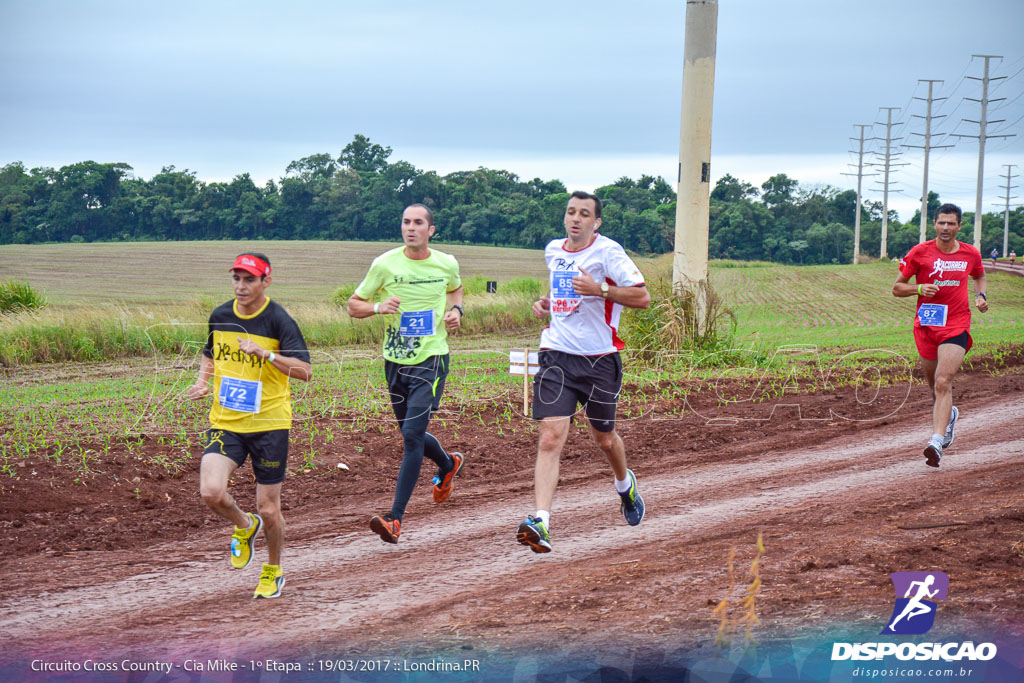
[3,396,1022,657]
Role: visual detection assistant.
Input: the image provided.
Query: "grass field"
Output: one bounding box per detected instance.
[3,242,1023,475]
[707,260,1024,349]
[2,242,1023,363]
[0,240,556,305]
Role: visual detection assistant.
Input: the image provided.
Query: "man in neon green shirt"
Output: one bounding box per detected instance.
[348,204,466,543]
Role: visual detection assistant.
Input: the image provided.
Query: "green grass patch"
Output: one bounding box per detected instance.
[0,279,47,313]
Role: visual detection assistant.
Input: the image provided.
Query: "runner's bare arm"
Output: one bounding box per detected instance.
[443,286,464,332]
[573,267,651,309]
[347,293,400,318]
[236,337,312,382]
[606,284,650,309]
[187,355,214,399]
[973,273,989,313]
[892,273,937,298]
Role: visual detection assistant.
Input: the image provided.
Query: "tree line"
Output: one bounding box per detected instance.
[1,134,1021,262]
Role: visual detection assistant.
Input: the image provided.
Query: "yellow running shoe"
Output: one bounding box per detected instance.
[253,563,285,599]
[229,513,263,569]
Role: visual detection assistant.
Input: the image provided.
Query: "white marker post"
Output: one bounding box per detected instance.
[508,348,539,414]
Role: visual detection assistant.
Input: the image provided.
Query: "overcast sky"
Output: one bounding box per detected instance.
[1,0,1022,221]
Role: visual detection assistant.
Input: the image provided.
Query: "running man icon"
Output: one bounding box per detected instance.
[888,575,938,631]
[881,571,949,635]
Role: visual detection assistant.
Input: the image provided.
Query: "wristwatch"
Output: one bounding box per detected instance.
[450,304,464,316]
[600,282,609,298]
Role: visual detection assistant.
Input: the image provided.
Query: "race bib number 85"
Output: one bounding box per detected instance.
[552,270,578,298]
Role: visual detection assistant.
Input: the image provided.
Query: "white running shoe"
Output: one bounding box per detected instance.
[941,405,958,449]
[924,435,943,468]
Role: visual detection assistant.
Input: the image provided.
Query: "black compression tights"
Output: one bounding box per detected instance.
[389,412,453,521]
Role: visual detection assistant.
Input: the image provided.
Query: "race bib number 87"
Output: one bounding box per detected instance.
[918,303,948,327]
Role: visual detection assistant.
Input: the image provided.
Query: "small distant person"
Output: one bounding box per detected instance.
[188,253,312,599]
[893,204,987,467]
[990,247,998,266]
[516,191,651,553]
[1010,250,1017,268]
[347,204,466,544]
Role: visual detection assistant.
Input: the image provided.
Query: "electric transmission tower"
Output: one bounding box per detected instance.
[952,55,1015,249]
[842,124,877,264]
[868,107,908,258]
[995,164,1019,257]
[905,80,953,243]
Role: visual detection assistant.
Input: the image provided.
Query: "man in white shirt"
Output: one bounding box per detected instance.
[516,191,651,553]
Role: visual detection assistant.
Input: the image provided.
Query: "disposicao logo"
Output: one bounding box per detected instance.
[882,571,948,635]
[831,571,997,662]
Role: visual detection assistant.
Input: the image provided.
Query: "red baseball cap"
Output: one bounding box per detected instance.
[230,254,271,277]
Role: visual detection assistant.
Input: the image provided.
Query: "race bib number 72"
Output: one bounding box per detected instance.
[218,377,263,413]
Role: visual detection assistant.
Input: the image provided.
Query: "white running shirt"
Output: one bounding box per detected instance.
[539,234,645,356]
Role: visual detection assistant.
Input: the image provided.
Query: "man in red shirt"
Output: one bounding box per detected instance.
[893,204,988,467]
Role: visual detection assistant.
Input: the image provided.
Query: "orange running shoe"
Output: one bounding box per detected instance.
[432,452,465,503]
[369,513,401,543]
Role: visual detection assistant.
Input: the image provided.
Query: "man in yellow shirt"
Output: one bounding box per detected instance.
[188,253,312,598]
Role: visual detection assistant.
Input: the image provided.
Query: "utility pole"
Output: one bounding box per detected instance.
[905,80,952,243]
[996,164,1019,257]
[953,55,1013,250]
[869,107,907,258]
[673,0,718,327]
[841,124,877,264]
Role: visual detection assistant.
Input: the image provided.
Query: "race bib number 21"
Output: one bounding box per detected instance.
[400,310,435,336]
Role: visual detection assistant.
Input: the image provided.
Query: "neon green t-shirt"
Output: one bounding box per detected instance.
[354,247,462,364]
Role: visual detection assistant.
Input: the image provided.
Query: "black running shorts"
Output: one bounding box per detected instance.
[938,330,970,351]
[203,428,289,485]
[531,350,622,432]
[384,354,449,422]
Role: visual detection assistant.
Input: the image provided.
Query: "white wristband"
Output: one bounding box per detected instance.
[373,303,380,314]
[266,352,275,364]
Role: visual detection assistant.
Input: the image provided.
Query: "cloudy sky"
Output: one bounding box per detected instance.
[1,0,1022,221]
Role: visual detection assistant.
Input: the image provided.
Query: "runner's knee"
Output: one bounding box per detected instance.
[591,429,617,452]
[257,498,281,521]
[538,422,568,452]
[199,482,229,508]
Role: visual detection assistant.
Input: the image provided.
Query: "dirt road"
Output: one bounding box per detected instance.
[3,366,1023,682]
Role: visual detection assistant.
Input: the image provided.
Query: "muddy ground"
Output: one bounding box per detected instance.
[1,359,1023,680]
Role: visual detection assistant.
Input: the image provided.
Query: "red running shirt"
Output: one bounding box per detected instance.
[898,240,984,330]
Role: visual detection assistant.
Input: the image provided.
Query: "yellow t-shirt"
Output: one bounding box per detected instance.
[202,297,310,432]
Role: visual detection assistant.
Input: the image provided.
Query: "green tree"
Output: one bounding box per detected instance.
[339,134,392,174]
[761,173,798,209]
